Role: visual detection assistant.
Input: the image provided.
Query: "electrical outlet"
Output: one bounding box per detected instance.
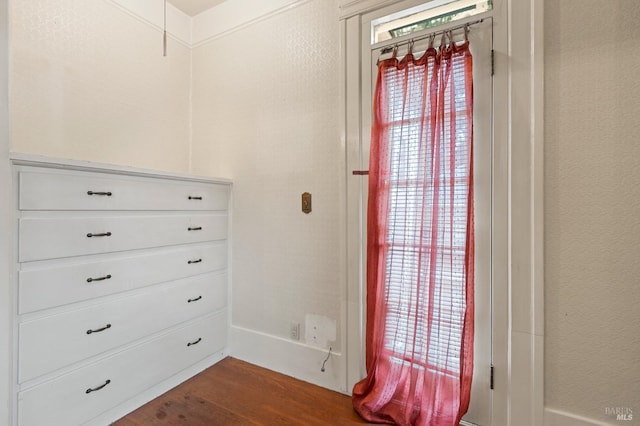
[289,322,300,341]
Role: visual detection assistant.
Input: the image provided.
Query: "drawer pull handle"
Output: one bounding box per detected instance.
[188,196,203,200]
[188,259,202,264]
[87,191,112,196]
[86,324,112,335]
[86,379,111,394]
[187,338,202,347]
[187,296,202,303]
[188,227,202,231]
[87,232,112,238]
[87,274,112,283]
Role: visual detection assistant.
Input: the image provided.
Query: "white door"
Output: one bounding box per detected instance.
[359,14,494,426]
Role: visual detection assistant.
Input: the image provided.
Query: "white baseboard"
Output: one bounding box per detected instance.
[545,407,619,426]
[229,325,347,394]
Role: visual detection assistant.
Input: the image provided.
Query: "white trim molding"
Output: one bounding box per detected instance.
[501,0,545,424]
[109,0,314,48]
[109,0,313,48]
[545,408,618,426]
[192,0,310,46]
[339,0,403,19]
[482,0,545,424]
[229,326,346,394]
[109,0,192,45]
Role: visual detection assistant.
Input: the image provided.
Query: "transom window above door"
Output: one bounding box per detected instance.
[371,0,493,43]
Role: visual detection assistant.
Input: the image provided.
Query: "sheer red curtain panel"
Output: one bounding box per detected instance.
[352,37,475,426]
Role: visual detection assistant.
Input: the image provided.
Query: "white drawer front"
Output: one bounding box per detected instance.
[19,170,229,211]
[19,272,227,383]
[18,242,227,314]
[19,213,227,262]
[18,311,227,426]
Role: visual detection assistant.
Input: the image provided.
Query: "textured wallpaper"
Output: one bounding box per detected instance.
[10,0,192,173]
[545,0,640,423]
[191,0,343,350]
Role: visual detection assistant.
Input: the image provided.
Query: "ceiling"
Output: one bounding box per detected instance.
[168,0,228,16]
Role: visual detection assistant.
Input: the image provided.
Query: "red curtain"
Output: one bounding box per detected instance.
[352,38,474,426]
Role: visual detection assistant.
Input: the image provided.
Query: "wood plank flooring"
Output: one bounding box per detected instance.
[113,357,372,425]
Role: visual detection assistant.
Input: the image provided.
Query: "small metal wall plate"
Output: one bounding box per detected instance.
[302,192,312,214]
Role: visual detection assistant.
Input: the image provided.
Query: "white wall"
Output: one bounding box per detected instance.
[191,0,346,390]
[10,0,192,173]
[545,1,640,424]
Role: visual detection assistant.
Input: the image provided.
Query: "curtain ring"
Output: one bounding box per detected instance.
[392,44,398,58]
[464,24,469,41]
[408,40,414,55]
[429,34,435,49]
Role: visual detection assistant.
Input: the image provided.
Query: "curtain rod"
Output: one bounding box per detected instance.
[377,17,487,54]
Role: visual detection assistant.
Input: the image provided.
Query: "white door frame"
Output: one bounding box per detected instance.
[340,0,544,425]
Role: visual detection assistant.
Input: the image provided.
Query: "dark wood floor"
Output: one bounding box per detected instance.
[114,357,372,425]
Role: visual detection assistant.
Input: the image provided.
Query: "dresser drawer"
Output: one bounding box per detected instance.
[18,169,229,211]
[18,311,227,426]
[18,242,227,314]
[19,272,227,383]
[19,213,227,262]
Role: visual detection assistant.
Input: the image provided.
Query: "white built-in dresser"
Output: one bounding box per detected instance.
[11,155,231,426]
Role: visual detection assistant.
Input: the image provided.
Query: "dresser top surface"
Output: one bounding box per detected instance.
[10,152,232,185]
